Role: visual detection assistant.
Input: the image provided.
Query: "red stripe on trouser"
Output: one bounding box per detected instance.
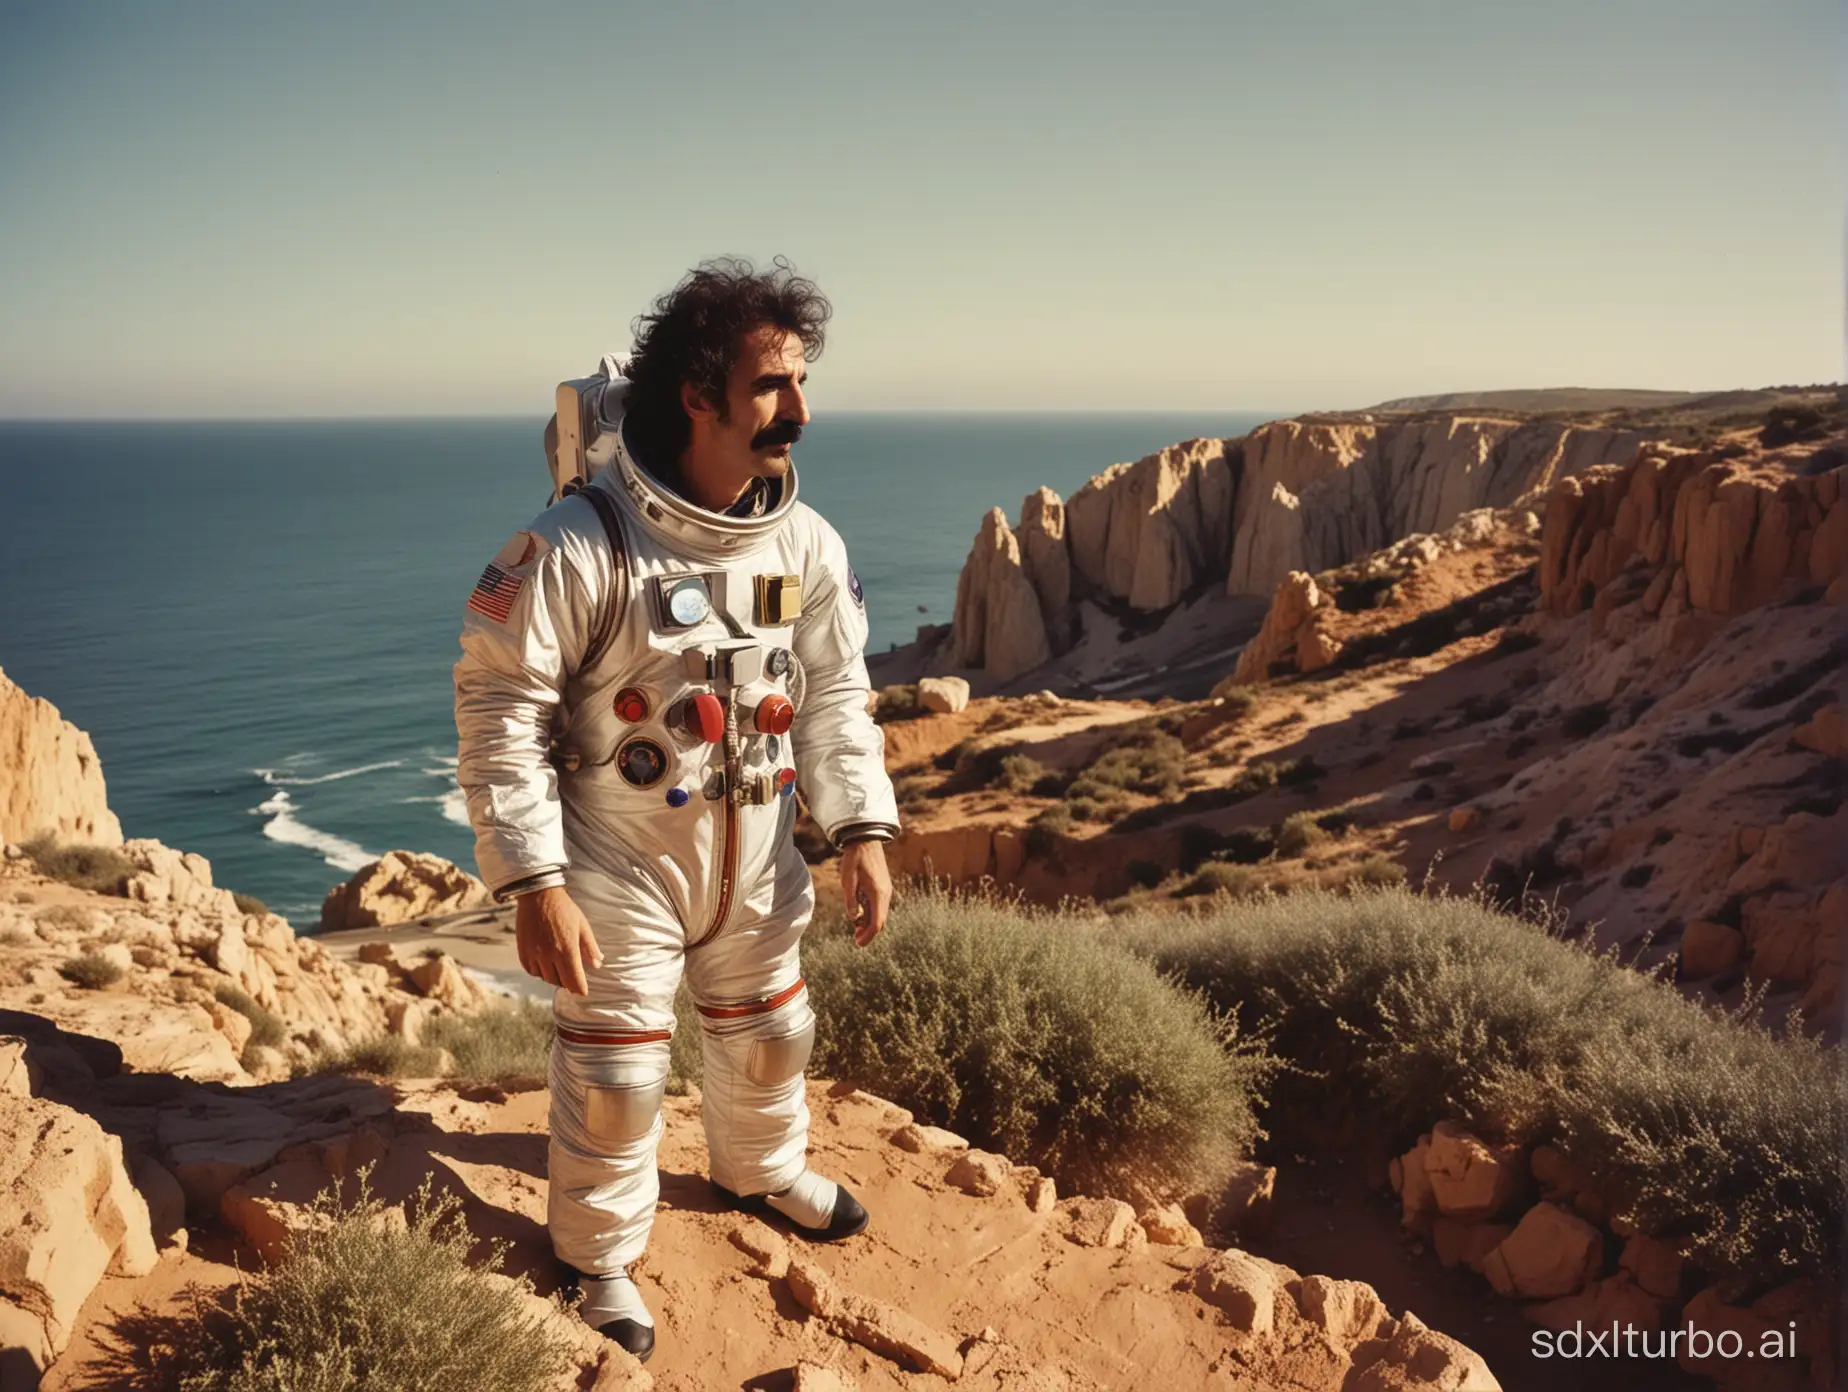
[553,1026,672,1047]
[695,977,806,1020]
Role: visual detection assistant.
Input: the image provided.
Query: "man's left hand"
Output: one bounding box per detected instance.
[839,839,893,947]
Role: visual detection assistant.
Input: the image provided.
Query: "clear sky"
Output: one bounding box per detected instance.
[1,0,1841,417]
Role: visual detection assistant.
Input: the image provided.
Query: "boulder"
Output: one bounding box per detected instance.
[0,1092,157,1357]
[889,1122,968,1155]
[1423,1121,1522,1222]
[915,677,970,716]
[319,851,491,933]
[0,667,124,847]
[944,1149,1011,1197]
[1618,1233,1688,1300]
[1058,1196,1138,1248]
[1292,1275,1388,1345]
[1191,1249,1282,1335]
[220,1158,332,1262]
[408,951,487,1011]
[1346,1311,1503,1392]
[1139,1202,1204,1247]
[1480,1202,1603,1299]
[1023,1173,1057,1214]
[1431,1217,1509,1273]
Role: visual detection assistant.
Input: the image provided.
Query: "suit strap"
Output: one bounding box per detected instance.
[574,483,630,670]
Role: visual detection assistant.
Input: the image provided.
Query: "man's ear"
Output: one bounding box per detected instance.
[680,379,721,423]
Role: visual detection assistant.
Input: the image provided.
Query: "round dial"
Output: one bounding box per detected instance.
[666,578,711,627]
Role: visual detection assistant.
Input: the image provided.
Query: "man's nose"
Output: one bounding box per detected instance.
[783,382,810,427]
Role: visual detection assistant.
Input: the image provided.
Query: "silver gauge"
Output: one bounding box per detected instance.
[666,577,711,627]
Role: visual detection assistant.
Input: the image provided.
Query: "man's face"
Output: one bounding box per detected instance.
[697,325,811,481]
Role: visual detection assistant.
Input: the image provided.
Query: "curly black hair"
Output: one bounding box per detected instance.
[622,256,831,472]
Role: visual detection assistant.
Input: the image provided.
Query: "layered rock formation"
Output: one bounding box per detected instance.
[944,414,1644,685]
[318,849,492,932]
[0,669,121,847]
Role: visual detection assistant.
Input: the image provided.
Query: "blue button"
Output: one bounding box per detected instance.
[665,786,690,808]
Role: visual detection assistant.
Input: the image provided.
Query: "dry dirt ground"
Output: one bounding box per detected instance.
[45,1079,1506,1392]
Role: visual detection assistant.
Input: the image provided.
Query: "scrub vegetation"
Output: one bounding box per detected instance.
[214,983,286,1050]
[165,1174,575,1392]
[58,952,124,989]
[1121,886,1845,1286]
[21,835,135,895]
[803,885,1269,1202]
[315,999,555,1085]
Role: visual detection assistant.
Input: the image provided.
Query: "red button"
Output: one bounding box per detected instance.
[678,692,726,744]
[613,687,650,723]
[778,767,797,788]
[754,694,794,736]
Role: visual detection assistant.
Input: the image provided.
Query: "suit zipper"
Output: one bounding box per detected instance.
[692,695,742,948]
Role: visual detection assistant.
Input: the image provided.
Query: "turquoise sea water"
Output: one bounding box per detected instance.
[0,412,1269,922]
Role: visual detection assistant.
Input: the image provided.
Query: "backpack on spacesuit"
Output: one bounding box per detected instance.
[541,355,633,669]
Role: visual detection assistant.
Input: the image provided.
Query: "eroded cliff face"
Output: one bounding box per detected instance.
[0,668,122,847]
[944,414,1645,685]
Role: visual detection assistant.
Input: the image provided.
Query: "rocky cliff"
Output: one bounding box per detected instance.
[0,668,121,848]
[940,415,1648,688]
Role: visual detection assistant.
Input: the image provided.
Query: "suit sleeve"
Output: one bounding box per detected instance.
[452,513,605,897]
[790,519,901,846]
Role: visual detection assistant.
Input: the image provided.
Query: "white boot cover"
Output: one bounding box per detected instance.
[765,1169,840,1229]
[577,1268,654,1332]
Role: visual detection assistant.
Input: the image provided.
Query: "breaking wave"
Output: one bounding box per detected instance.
[252,790,375,872]
[403,787,471,827]
[254,759,405,787]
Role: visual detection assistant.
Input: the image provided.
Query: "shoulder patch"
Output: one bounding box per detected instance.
[468,530,549,624]
[848,567,864,607]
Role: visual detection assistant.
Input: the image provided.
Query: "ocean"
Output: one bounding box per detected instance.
[0,412,1271,923]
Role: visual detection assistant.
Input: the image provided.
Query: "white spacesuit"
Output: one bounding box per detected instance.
[453,365,898,1354]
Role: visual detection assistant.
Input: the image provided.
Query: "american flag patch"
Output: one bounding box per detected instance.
[466,563,524,623]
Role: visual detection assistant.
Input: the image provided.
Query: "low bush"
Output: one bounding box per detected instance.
[998,753,1055,795]
[232,892,270,917]
[22,836,135,895]
[1275,811,1328,858]
[1066,730,1187,802]
[1122,887,1845,1286]
[1181,862,1270,899]
[35,903,92,934]
[872,684,922,723]
[59,952,123,989]
[804,886,1268,1200]
[0,926,32,947]
[167,1173,575,1392]
[215,983,286,1048]
[316,1000,554,1085]
[424,998,552,1082]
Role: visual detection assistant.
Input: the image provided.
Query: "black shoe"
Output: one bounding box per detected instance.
[595,1318,655,1364]
[711,1178,870,1241]
[557,1263,656,1364]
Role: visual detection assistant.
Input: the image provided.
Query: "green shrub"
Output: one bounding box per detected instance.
[804,886,1267,1200]
[423,999,552,1082]
[998,754,1054,795]
[215,983,287,1048]
[232,892,270,917]
[59,952,123,989]
[1276,811,1328,858]
[1067,730,1187,802]
[668,984,703,1094]
[1030,803,1074,837]
[873,684,922,723]
[168,1173,575,1392]
[22,836,135,894]
[317,1035,449,1079]
[1122,887,1845,1285]
[1334,854,1406,889]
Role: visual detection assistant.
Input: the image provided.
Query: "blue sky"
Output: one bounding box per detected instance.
[1,0,1840,416]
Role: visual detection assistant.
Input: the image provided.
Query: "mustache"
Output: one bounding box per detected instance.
[751,420,803,450]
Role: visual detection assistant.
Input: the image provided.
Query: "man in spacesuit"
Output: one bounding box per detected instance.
[453,259,898,1362]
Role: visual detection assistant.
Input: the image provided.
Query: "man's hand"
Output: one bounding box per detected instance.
[514,885,603,995]
[839,839,893,948]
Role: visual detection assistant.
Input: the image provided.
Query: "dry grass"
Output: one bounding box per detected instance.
[167,1173,575,1392]
[315,1001,554,1085]
[215,983,286,1049]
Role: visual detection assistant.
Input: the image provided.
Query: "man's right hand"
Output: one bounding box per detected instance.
[514,885,603,996]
